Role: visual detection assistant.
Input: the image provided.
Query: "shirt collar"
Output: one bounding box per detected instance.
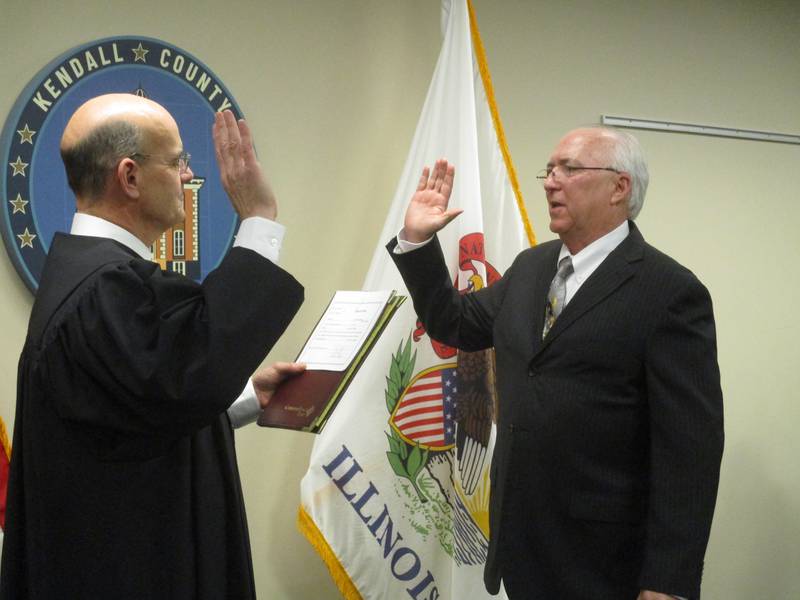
[70,213,153,260]
[558,220,630,285]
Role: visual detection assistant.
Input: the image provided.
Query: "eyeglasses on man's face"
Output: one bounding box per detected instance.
[536,164,620,185]
[129,151,191,174]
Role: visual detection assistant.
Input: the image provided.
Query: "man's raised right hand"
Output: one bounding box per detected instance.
[402,159,460,243]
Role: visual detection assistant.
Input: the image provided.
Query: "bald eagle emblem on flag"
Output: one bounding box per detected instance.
[383,232,499,566]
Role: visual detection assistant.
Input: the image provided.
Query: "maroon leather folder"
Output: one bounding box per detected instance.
[257,370,343,431]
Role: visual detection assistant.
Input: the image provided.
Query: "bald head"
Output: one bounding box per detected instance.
[60,94,178,202]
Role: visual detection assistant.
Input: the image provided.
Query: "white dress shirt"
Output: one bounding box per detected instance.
[69,213,285,428]
[557,220,629,306]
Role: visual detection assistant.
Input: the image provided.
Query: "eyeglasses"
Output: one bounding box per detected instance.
[130,151,191,174]
[536,164,619,185]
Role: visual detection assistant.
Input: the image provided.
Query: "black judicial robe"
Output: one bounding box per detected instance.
[0,233,303,599]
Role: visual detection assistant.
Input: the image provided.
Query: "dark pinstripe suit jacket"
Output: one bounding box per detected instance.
[388,222,723,600]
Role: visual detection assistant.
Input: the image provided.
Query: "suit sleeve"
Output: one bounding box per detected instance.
[639,274,724,598]
[41,247,303,438]
[387,235,509,351]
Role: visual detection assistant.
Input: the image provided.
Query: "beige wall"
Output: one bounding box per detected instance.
[1,0,798,597]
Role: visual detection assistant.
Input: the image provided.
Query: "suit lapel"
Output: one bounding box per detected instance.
[533,223,646,356]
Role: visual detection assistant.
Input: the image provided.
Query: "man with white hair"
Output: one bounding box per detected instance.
[389,127,724,599]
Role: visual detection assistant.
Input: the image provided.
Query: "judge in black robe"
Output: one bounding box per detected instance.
[1,95,304,599]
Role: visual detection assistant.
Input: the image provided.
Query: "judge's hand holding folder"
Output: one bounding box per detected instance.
[253,362,307,408]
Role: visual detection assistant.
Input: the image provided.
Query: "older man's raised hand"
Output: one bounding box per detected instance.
[402,159,460,243]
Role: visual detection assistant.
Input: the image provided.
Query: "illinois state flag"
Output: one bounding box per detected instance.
[299,1,535,597]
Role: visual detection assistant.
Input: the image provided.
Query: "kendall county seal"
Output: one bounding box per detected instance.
[1,36,245,292]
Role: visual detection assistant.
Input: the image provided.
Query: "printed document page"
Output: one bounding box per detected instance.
[297,290,393,370]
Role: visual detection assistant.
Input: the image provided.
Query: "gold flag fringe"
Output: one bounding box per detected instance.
[0,417,11,462]
[297,506,363,600]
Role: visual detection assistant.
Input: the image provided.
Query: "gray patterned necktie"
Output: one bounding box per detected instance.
[542,255,573,339]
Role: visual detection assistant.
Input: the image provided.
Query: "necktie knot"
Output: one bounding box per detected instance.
[542,255,573,339]
[556,255,573,280]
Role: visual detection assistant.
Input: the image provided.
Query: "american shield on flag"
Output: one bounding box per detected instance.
[391,366,458,449]
[299,1,535,597]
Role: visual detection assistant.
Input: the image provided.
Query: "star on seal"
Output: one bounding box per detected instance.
[9,194,28,214]
[17,124,36,144]
[9,156,29,177]
[17,227,36,248]
[132,43,149,62]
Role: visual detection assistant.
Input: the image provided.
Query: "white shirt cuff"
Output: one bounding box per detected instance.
[394,229,433,254]
[234,216,285,264]
[227,379,262,429]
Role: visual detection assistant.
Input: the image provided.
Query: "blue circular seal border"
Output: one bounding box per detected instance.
[1,36,245,293]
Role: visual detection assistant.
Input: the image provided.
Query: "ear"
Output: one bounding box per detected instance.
[116,158,141,199]
[609,171,632,207]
